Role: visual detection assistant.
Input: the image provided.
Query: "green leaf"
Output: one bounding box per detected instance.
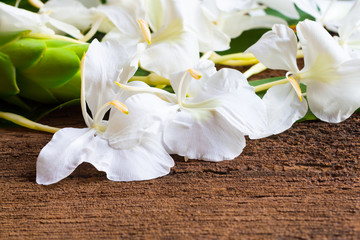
[1,38,46,69]
[218,28,270,55]
[23,48,80,88]
[248,76,284,87]
[0,52,19,98]
[0,30,31,49]
[265,6,316,27]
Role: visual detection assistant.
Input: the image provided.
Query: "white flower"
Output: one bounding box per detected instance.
[36,39,174,185]
[102,0,200,78]
[246,20,360,136]
[337,1,360,58]
[293,0,356,32]
[0,2,83,39]
[118,60,267,161]
[200,0,300,39]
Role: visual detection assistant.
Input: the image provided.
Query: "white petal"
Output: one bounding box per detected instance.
[306,59,360,123]
[191,68,267,137]
[170,60,216,102]
[36,128,95,185]
[84,39,137,117]
[259,0,300,19]
[255,83,308,137]
[0,2,54,34]
[140,24,199,78]
[246,24,299,73]
[214,0,252,12]
[163,108,246,162]
[148,0,230,52]
[104,92,172,147]
[297,20,350,72]
[47,17,84,39]
[41,0,94,31]
[97,3,144,38]
[338,2,360,57]
[88,134,174,181]
[316,0,354,32]
[220,13,287,39]
[293,0,320,19]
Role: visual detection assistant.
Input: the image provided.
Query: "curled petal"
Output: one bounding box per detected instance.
[246,24,299,73]
[254,83,308,138]
[306,59,360,123]
[37,128,95,185]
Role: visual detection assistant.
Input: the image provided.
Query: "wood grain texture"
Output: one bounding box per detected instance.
[1,105,359,239]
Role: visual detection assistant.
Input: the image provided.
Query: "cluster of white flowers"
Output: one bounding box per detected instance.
[1,0,358,184]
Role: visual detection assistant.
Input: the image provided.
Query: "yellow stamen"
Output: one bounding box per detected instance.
[187,69,202,80]
[45,10,53,15]
[137,18,152,45]
[109,100,129,115]
[27,0,44,8]
[287,76,302,102]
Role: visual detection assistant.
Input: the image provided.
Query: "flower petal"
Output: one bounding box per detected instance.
[41,0,94,31]
[246,24,299,73]
[36,128,95,185]
[83,39,137,118]
[140,23,199,77]
[293,0,320,19]
[0,2,54,34]
[254,83,308,137]
[47,17,84,39]
[220,13,287,39]
[260,0,300,19]
[297,20,350,72]
[147,0,230,52]
[88,134,174,181]
[306,59,360,123]
[193,68,268,137]
[163,108,246,162]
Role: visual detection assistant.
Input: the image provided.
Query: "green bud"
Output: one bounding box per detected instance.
[0,30,89,113]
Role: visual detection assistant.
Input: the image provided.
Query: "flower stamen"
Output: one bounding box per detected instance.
[287,76,302,102]
[187,68,202,80]
[27,0,44,8]
[137,18,152,45]
[109,100,129,115]
[92,100,129,132]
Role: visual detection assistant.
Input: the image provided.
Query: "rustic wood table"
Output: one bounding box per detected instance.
[1,105,359,239]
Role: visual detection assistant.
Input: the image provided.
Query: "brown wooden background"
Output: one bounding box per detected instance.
[1,104,359,239]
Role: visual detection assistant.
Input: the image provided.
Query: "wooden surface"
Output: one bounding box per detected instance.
[0,105,359,239]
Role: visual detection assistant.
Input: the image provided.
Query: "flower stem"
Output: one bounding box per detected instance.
[0,111,60,134]
[27,0,44,8]
[210,50,304,66]
[210,52,258,66]
[129,73,170,85]
[254,78,288,92]
[244,63,267,78]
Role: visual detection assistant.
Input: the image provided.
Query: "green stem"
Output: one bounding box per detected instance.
[210,50,304,67]
[0,111,60,134]
[244,63,267,78]
[129,73,170,85]
[254,78,288,92]
[210,52,258,66]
